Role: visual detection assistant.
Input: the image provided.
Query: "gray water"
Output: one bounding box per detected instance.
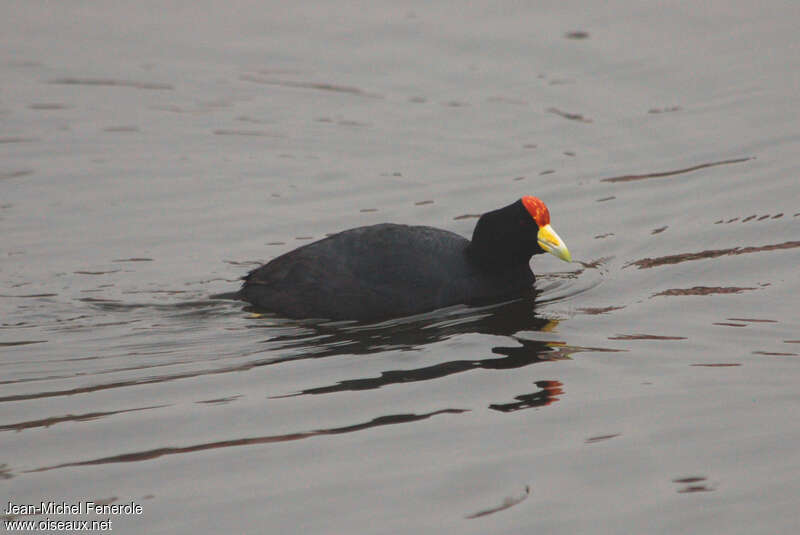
[2,1,799,533]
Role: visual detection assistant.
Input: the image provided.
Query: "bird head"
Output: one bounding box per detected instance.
[522,196,571,263]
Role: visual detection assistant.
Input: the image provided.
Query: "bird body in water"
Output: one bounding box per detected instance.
[237,196,571,321]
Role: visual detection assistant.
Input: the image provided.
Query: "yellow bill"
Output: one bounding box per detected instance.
[537,224,571,262]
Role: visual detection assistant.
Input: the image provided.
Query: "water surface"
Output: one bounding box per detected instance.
[2,1,799,533]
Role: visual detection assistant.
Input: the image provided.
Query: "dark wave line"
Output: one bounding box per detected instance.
[0,405,165,432]
[465,485,530,519]
[49,78,173,90]
[653,286,757,297]
[601,157,752,183]
[627,241,800,269]
[239,75,381,98]
[26,409,467,473]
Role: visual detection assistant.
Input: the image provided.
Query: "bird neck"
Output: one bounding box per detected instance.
[466,199,538,272]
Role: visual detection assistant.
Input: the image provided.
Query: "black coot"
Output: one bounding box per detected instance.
[238,196,571,321]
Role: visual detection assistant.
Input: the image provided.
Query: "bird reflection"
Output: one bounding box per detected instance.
[489,380,563,412]
[273,339,567,398]
[256,293,591,405]
[251,289,549,363]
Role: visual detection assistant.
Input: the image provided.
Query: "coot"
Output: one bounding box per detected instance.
[238,196,571,321]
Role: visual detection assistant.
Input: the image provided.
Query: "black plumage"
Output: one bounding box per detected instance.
[238,198,569,321]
